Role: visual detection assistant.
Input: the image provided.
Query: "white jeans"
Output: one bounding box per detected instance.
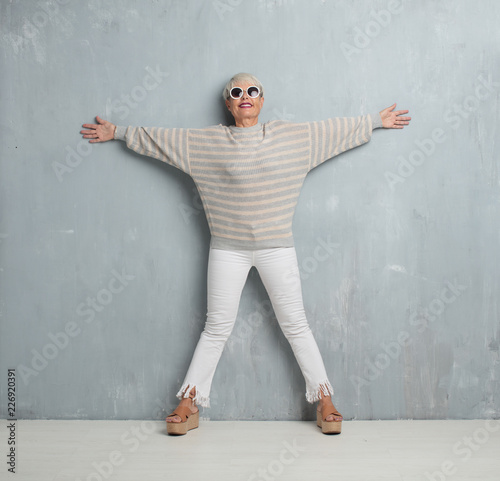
[176,247,334,408]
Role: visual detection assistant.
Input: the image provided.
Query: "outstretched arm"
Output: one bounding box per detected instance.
[379,104,411,129]
[307,104,411,171]
[80,116,191,174]
[81,116,116,143]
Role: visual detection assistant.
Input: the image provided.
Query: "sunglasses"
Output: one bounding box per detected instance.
[229,86,260,100]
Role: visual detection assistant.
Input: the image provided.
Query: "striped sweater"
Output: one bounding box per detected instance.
[114,113,382,250]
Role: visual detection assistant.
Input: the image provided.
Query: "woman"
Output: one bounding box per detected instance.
[81,73,410,435]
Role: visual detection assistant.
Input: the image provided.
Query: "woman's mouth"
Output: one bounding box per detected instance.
[239,103,252,108]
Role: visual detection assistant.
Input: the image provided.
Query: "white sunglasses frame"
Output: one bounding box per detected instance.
[229,85,261,100]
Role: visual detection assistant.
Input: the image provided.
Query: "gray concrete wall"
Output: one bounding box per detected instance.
[0,0,498,420]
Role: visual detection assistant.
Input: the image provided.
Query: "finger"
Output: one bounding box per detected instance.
[80,129,97,134]
[394,110,410,116]
[381,104,395,115]
[96,116,106,124]
[82,123,98,129]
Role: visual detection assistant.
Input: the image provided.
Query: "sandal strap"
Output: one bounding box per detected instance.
[321,404,342,421]
[167,405,194,422]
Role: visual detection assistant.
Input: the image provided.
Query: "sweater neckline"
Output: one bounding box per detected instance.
[228,123,263,133]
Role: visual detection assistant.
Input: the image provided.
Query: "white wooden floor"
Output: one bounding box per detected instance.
[3,419,500,480]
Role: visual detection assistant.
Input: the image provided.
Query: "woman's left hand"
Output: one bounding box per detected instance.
[379,104,411,129]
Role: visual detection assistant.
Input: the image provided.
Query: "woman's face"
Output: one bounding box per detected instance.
[225,82,264,127]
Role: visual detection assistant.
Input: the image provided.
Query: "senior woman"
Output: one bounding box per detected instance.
[81,73,410,435]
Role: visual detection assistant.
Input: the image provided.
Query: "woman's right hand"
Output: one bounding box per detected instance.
[81,116,116,143]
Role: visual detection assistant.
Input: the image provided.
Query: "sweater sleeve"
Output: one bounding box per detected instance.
[114,125,190,175]
[307,112,381,172]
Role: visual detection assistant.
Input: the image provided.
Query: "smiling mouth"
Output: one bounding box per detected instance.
[239,103,252,108]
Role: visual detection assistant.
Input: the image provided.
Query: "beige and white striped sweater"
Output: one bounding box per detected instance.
[115,113,382,250]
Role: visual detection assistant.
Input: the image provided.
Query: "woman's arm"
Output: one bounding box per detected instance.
[80,116,191,174]
[307,114,374,171]
[306,104,411,171]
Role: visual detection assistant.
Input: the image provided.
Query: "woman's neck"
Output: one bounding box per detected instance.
[235,117,259,128]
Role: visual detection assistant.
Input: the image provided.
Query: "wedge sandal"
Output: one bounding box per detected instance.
[166,405,199,435]
[317,404,342,434]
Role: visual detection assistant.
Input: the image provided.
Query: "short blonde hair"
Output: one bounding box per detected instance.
[222,73,264,100]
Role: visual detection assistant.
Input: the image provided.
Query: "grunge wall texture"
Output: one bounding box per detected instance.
[1,0,499,420]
